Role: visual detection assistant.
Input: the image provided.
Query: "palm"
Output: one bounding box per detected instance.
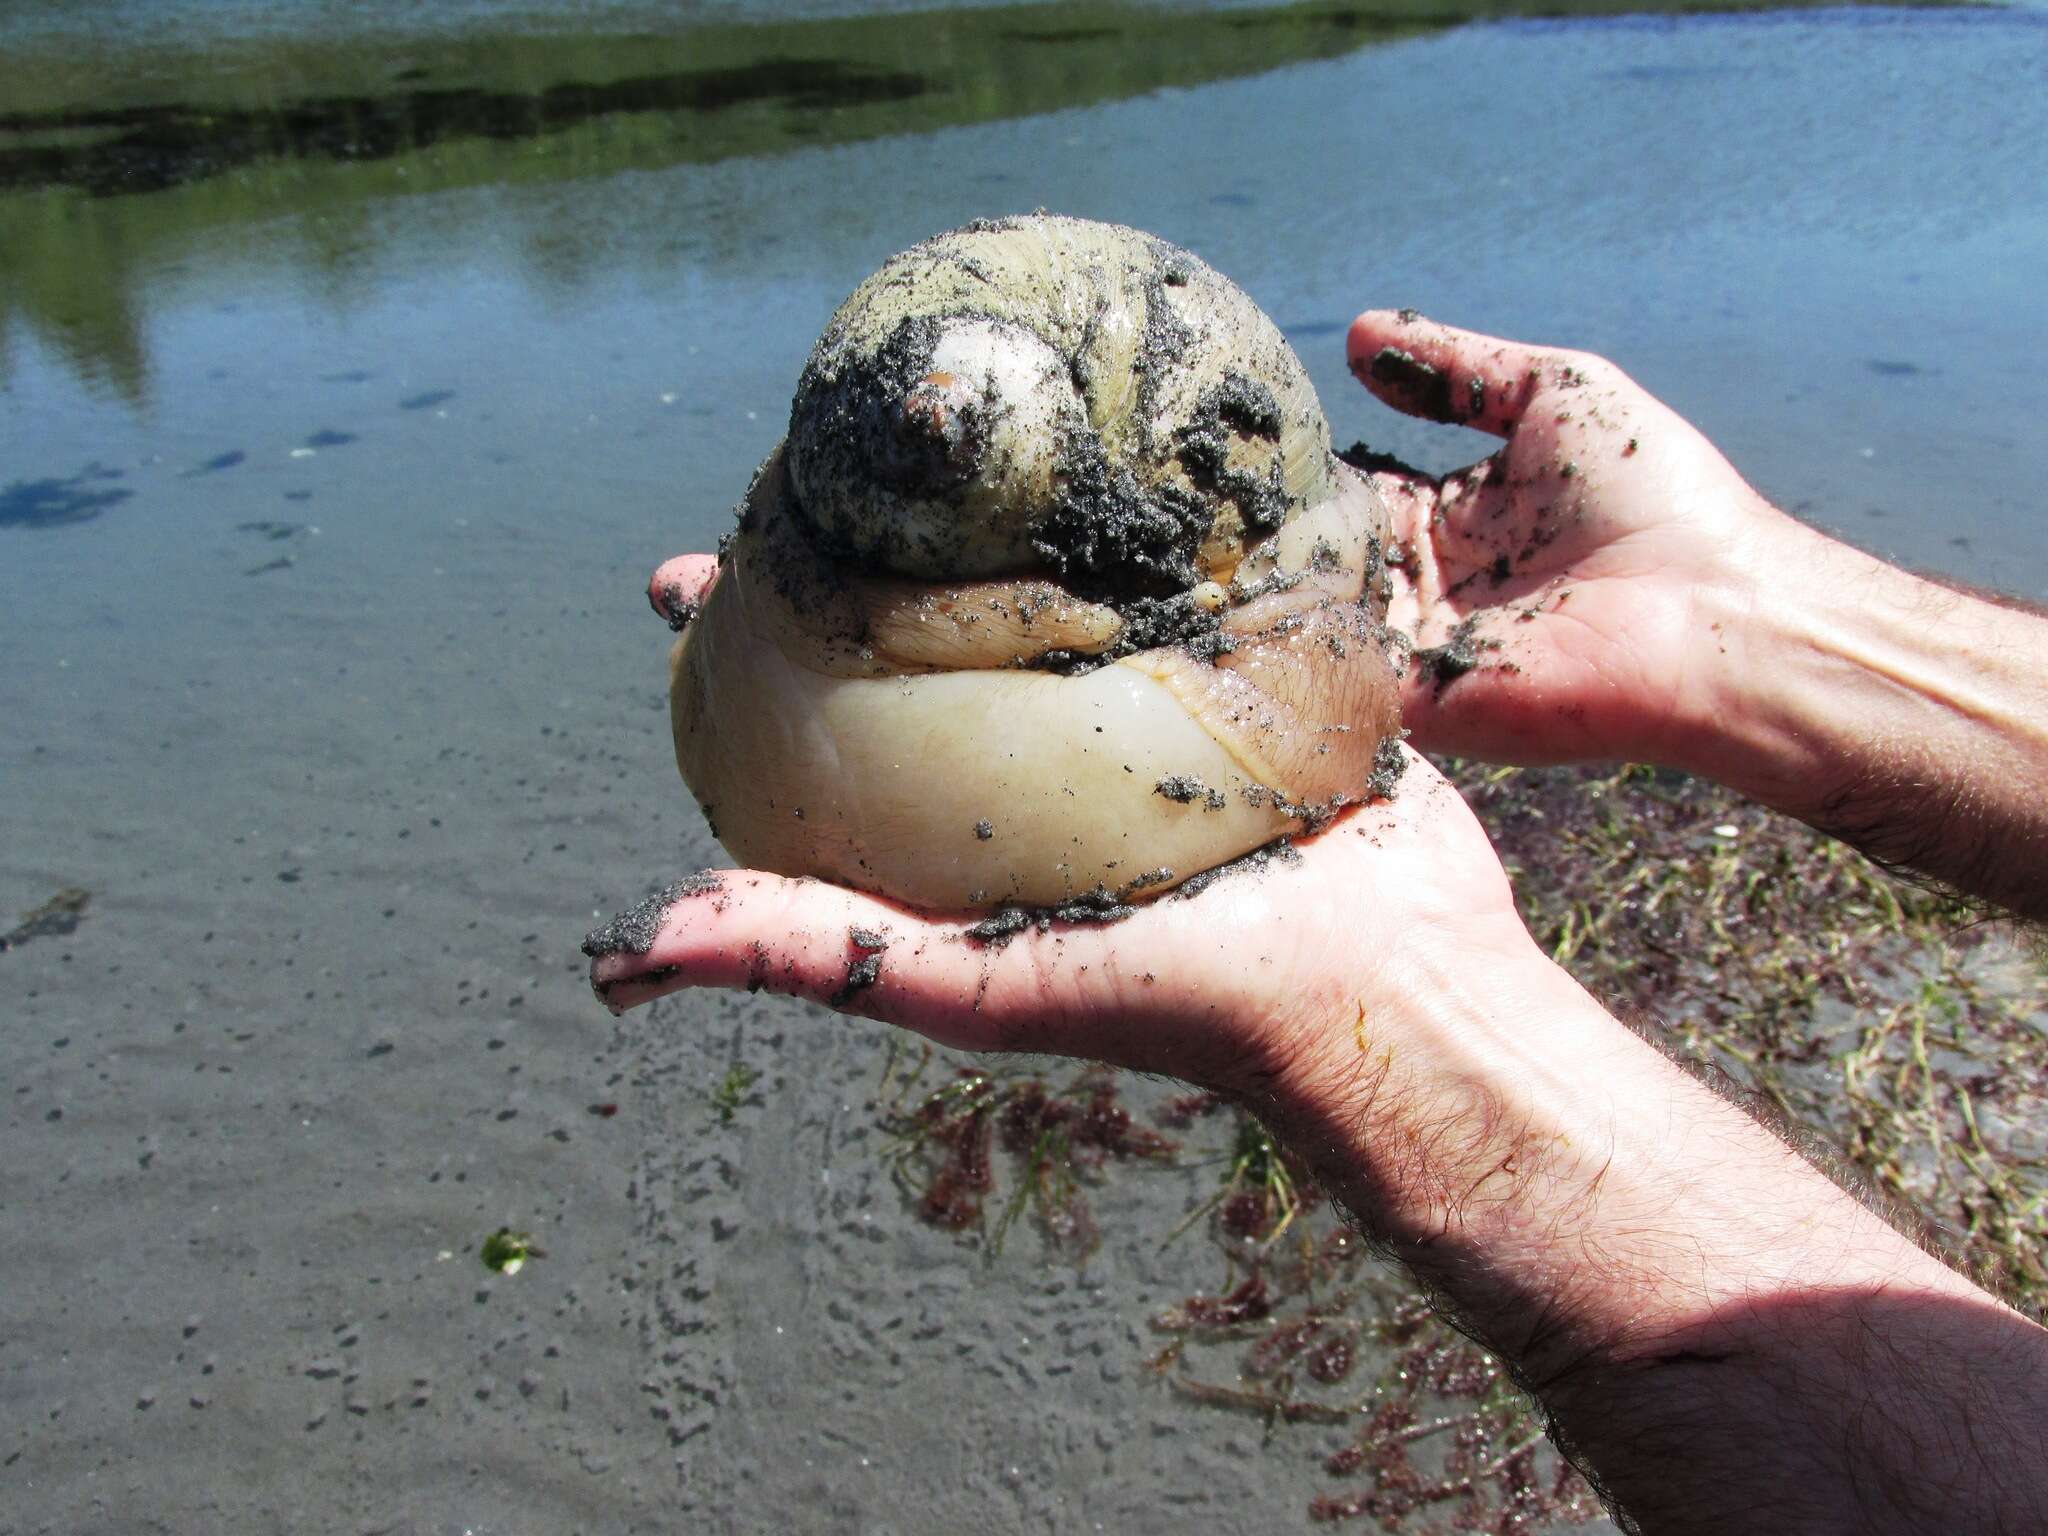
[590,748,1516,1098]
[1348,313,1774,767]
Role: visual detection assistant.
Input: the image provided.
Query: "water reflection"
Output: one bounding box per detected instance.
[0,0,1396,401]
[0,59,932,199]
[0,462,133,528]
[0,0,1955,404]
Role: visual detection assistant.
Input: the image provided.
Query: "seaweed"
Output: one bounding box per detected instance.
[882,1057,1175,1259]
[873,759,2047,1528]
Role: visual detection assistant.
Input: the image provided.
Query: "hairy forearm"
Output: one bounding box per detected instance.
[1543,1281,2048,1534]
[1262,935,2048,1533]
[1680,509,2048,919]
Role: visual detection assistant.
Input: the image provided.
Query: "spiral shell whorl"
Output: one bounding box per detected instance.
[786,214,1339,596]
[670,214,1402,911]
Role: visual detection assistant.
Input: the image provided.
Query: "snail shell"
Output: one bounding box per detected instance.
[669,214,1402,910]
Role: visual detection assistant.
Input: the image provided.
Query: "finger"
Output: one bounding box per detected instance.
[1369,471,1435,613]
[1347,310,1583,436]
[1398,630,1612,766]
[1422,454,1525,576]
[648,554,718,629]
[1375,457,1537,643]
[582,870,1117,1055]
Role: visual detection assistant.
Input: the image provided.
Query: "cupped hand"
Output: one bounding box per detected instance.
[1349,311,1795,771]
[603,543,1528,1108]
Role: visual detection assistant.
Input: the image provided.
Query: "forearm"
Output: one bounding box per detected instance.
[1544,1279,2048,1534]
[1261,933,2048,1533]
[1678,508,2048,918]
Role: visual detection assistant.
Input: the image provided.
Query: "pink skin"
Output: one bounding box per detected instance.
[1350,309,1800,776]
[602,311,1894,1073]
[648,554,717,626]
[590,730,1519,1103]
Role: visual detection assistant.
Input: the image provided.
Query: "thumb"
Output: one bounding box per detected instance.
[648,553,719,629]
[583,870,1150,1058]
[1347,311,1570,436]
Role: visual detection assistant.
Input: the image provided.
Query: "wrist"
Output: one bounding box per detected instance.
[1658,498,1843,797]
[1668,510,2048,913]
[1256,926,1979,1390]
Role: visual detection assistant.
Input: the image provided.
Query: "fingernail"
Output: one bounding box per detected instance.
[583,873,728,958]
[1367,348,1486,426]
[1368,347,1459,423]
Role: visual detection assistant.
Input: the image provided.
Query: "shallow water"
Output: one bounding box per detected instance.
[4,1,2046,1531]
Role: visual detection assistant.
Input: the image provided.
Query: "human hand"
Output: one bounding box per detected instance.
[607,556,1530,1111]
[1348,310,1800,772]
[1349,313,2048,916]
[604,560,2048,1536]
[612,470,2048,1536]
